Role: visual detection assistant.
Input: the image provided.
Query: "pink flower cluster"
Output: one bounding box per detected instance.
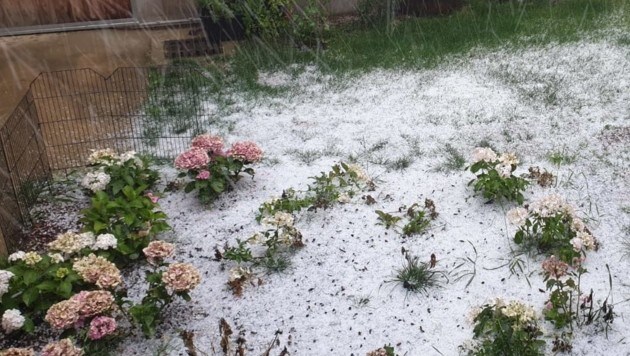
[191,134,225,154]
[142,240,175,265]
[228,141,263,163]
[162,263,201,292]
[541,256,569,280]
[174,147,210,170]
[88,316,117,340]
[41,338,83,356]
[45,291,114,330]
[196,170,211,180]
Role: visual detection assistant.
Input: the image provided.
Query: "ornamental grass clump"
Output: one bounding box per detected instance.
[462,299,545,356]
[508,194,598,264]
[175,133,263,205]
[468,147,529,204]
[388,253,446,296]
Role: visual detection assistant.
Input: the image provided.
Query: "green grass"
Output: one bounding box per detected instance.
[225,0,628,86]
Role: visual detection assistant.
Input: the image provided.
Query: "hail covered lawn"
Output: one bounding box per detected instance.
[122,39,629,355]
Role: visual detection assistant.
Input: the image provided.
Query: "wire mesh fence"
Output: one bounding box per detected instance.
[0,65,212,249]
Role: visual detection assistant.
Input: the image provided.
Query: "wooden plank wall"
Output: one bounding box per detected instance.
[0,0,133,28]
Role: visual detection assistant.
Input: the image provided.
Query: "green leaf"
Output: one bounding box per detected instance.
[36,280,58,292]
[210,179,225,193]
[58,280,73,297]
[23,270,39,285]
[22,287,39,307]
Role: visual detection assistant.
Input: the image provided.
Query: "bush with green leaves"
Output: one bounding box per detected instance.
[467,147,529,204]
[541,257,614,333]
[357,0,399,25]
[257,162,373,221]
[0,253,87,334]
[376,199,438,236]
[507,194,598,264]
[463,300,545,356]
[81,187,170,264]
[289,0,330,49]
[175,134,262,205]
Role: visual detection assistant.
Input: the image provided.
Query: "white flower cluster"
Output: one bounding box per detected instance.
[81,171,111,193]
[7,251,42,265]
[0,270,14,298]
[501,300,537,328]
[1,309,25,333]
[508,195,597,253]
[92,234,118,250]
[472,148,519,178]
[262,212,294,228]
[228,266,252,282]
[48,231,95,255]
[347,163,371,183]
[88,149,143,167]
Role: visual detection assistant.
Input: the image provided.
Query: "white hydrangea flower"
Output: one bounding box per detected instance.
[78,232,96,249]
[337,193,351,204]
[529,194,571,218]
[506,208,528,226]
[0,270,15,298]
[48,253,65,263]
[249,232,268,245]
[228,266,251,282]
[347,163,370,183]
[576,231,596,251]
[87,148,118,165]
[499,152,519,166]
[119,150,144,167]
[8,251,26,262]
[501,301,536,326]
[93,234,118,250]
[571,218,586,232]
[472,147,498,163]
[23,252,42,266]
[570,237,583,252]
[262,212,294,228]
[495,163,512,178]
[1,309,25,333]
[81,171,111,192]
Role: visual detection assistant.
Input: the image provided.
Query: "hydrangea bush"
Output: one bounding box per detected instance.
[507,194,598,264]
[175,134,263,205]
[463,299,545,355]
[468,147,529,204]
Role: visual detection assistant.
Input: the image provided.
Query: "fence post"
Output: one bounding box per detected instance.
[0,228,7,256]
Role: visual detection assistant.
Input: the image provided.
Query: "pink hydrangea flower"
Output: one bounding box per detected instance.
[196,170,211,180]
[191,134,225,155]
[228,141,263,163]
[88,316,117,340]
[145,192,159,204]
[174,148,210,170]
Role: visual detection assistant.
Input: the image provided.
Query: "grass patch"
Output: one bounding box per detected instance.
[389,253,446,295]
[226,0,628,84]
[436,143,466,172]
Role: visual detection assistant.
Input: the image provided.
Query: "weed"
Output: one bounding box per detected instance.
[452,241,479,289]
[389,253,446,295]
[436,144,466,172]
[548,148,578,166]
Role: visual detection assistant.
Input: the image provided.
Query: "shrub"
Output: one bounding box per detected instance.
[507,194,598,264]
[468,147,529,204]
[376,199,438,236]
[464,300,545,356]
[175,134,262,205]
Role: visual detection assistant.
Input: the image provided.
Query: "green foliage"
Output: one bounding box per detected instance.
[81,187,170,264]
[98,157,159,198]
[181,156,255,205]
[467,303,545,356]
[390,253,446,295]
[376,199,438,236]
[437,144,466,172]
[469,160,529,204]
[257,162,370,221]
[0,256,86,332]
[289,0,330,49]
[513,212,583,264]
[542,265,615,332]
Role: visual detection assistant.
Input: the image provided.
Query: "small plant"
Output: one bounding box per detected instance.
[525,166,555,187]
[547,148,577,166]
[452,241,479,289]
[83,149,159,197]
[468,147,529,204]
[463,300,545,356]
[507,194,598,264]
[541,258,614,332]
[376,199,438,237]
[367,344,396,356]
[437,143,466,172]
[175,134,263,205]
[221,212,304,295]
[257,163,372,221]
[388,253,446,295]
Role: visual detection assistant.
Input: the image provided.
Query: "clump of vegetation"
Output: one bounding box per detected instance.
[468,147,529,204]
[389,253,446,295]
[376,199,438,237]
